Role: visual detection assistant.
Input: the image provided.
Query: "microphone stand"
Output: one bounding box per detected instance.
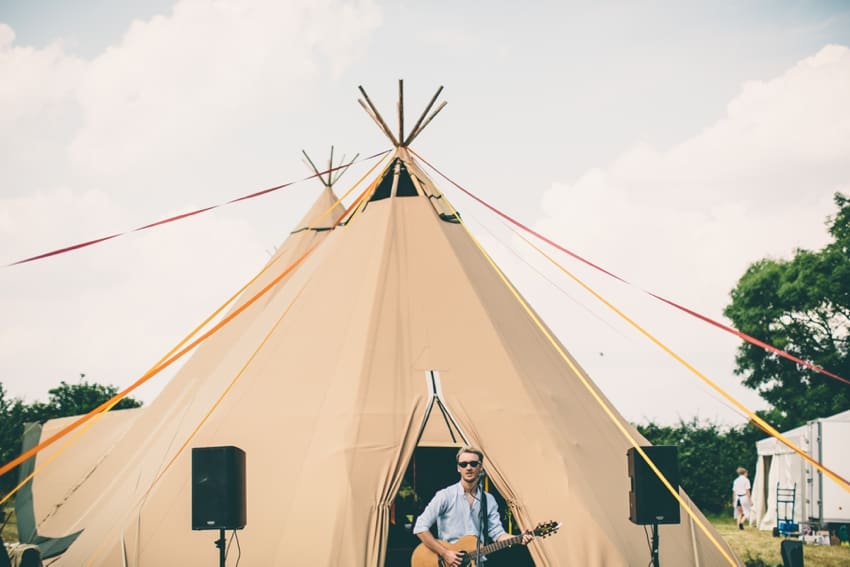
[477,471,487,563]
[215,528,226,567]
[651,522,660,567]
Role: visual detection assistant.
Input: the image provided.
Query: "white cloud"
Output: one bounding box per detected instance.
[529,44,850,424]
[69,0,381,176]
[0,23,84,195]
[0,183,265,402]
[0,0,381,404]
[539,44,850,311]
[0,23,84,126]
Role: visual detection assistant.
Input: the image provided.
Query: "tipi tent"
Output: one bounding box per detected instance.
[18,151,354,549]
[18,84,741,566]
[15,151,351,558]
[752,409,850,530]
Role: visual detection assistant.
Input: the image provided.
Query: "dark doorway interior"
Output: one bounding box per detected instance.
[385,446,535,566]
[760,455,772,520]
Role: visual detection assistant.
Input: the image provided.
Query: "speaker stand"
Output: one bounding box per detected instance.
[215,528,226,567]
[651,522,660,567]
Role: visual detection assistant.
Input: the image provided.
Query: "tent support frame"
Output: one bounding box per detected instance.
[358,81,446,148]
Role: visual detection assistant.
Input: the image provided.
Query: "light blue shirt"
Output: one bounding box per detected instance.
[413,481,507,544]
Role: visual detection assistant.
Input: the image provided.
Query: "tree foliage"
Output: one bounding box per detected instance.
[0,383,29,498]
[637,418,761,515]
[724,192,850,430]
[0,376,142,497]
[27,376,142,422]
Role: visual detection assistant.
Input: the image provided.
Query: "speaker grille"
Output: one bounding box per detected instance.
[191,446,246,530]
[627,446,681,525]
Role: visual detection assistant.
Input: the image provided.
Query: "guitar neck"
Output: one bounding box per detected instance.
[471,534,523,561]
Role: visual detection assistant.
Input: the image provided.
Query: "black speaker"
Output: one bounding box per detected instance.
[627,445,681,525]
[2,546,41,567]
[17,546,41,567]
[191,446,246,530]
[780,539,804,567]
[0,543,10,567]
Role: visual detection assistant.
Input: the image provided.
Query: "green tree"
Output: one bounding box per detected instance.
[0,383,29,498]
[31,374,142,421]
[724,192,850,430]
[0,376,142,497]
[637,418,760,515]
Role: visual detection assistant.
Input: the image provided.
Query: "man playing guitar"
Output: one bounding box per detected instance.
[411,446,533,566]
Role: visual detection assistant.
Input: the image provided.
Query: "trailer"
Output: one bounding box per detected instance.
[751,409,850,530]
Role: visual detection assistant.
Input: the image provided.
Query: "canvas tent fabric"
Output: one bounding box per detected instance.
[19,183,347,537]
[15,410,142,558]
[752,424,808,530]
[23,147,740,566]
[752,409,850,530]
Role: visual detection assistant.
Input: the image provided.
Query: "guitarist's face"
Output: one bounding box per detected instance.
[457,452,482,483]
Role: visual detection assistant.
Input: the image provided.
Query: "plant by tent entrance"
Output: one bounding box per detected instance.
[384,445,534,567]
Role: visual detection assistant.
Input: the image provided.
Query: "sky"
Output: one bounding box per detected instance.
[1,0,849,427]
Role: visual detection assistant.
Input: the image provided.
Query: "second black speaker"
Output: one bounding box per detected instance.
[627,445,680,525]
[191,445,246,531]
[780,540,804,567]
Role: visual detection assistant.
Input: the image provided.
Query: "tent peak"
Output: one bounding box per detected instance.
[358,80,446,148]
[301,147,359,188]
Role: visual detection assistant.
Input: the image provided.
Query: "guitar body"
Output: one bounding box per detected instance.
[408,521,560,567]
[410,535,480,567]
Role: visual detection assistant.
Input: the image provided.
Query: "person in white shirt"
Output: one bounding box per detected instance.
[732,466,752,529]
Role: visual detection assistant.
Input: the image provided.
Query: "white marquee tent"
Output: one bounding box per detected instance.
[752,409,850,530]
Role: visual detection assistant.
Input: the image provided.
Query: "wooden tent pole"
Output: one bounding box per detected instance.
[331,153,360,185]
[358,99,382,129]
[406,100,448,146]
[301,150,329,187]
[403,86,444,146]
[358,86,400,147]
[398,79,405,146]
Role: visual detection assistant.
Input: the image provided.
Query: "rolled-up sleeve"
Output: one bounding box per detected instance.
[413,490,444,535]
[485,493,507,541]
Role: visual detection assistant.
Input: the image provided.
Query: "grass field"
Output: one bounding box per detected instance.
[1,504,16,545]
[3,504,850,565]
[710,514,850,567]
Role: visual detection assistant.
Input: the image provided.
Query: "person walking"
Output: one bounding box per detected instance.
[732,467,752,529]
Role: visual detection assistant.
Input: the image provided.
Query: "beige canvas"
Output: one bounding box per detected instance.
[26,149,741,566]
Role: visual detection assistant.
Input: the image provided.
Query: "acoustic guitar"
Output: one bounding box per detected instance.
[410,520,560,567]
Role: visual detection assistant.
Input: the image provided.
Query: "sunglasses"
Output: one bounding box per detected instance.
[457,460,481,468]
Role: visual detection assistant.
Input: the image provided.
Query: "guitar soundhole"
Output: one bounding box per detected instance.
[437,551,469,567]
